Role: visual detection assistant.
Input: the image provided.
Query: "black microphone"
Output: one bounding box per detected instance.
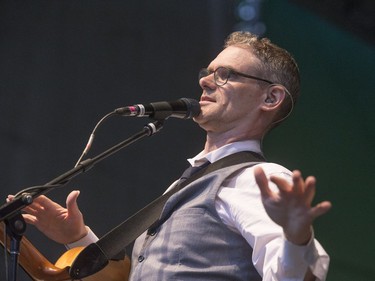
[114,98,201,120]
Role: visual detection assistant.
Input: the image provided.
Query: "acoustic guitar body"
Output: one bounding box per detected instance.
[1,222,130,281]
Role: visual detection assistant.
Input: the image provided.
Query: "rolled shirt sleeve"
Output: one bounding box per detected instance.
[65,226,99,249]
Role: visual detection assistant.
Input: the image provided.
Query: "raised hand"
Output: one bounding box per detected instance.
[254,166,332,245]
[7,190,87,244]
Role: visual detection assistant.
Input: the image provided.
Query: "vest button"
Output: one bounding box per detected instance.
[138,255,145,262]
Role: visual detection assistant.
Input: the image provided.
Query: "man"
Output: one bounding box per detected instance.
[16,31,331,280]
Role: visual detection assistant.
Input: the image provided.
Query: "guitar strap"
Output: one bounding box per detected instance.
[69,151,266,279]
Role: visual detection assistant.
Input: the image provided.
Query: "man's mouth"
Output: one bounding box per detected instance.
[200,95,215,103]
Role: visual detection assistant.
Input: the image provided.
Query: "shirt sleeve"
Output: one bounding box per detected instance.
[65,226,99,249]
[215,162,330,281]
[279,231,330,281]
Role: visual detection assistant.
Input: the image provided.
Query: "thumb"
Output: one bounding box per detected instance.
[66,190,82,216]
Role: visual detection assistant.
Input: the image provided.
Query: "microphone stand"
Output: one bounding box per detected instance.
[0,120,164,281]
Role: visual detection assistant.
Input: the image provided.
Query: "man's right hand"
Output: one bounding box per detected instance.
[7,190,87,244]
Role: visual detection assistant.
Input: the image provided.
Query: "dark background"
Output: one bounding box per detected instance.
[0,0,374,280]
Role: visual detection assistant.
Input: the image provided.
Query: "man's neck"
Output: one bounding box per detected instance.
[203,131,262,154]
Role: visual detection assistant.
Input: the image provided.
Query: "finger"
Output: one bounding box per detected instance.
[22,205,40,216]
[310,201,332,219]
[22,213,38,225]
[32,195,59,210]
[269,175,292,193]
[8,194,49,211]
[292,170,305,194]
[254,166,273,198]
[304,176,316,204]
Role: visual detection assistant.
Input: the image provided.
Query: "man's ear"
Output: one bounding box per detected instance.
[261,85,286,112]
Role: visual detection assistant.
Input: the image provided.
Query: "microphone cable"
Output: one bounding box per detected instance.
[74,111,116,167]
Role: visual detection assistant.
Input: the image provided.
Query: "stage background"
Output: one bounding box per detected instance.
[0,0,374,280]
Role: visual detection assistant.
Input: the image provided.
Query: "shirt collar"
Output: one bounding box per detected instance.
[188,140,262,167]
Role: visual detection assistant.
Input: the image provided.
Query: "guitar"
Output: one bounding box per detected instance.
[0,222,130,281]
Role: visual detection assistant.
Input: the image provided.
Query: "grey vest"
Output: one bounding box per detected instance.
[130,162,262,281]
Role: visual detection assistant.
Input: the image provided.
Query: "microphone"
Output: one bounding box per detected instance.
[114,98,201,120]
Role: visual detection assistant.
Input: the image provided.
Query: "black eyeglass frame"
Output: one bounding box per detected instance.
[198,66,274,86]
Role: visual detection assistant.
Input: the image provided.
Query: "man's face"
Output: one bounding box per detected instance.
[194,46,267,135]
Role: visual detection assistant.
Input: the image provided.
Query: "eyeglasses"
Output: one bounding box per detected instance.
[198,66,274,86]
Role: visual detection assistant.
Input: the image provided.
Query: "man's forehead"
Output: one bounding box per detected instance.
[208,46,259,71]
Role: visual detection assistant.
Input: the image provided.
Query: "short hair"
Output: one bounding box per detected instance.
[224,31,300,125]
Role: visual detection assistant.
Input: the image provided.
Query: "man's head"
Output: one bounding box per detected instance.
[224,31,300,127]
[195,31,300,139]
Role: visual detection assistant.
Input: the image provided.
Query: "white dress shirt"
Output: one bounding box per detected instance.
[186,140,329,281]
[68,140,329,280]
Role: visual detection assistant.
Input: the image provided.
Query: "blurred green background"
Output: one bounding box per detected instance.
[262,1,375,280]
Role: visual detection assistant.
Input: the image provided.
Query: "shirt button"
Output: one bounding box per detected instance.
[138,255,145,262]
